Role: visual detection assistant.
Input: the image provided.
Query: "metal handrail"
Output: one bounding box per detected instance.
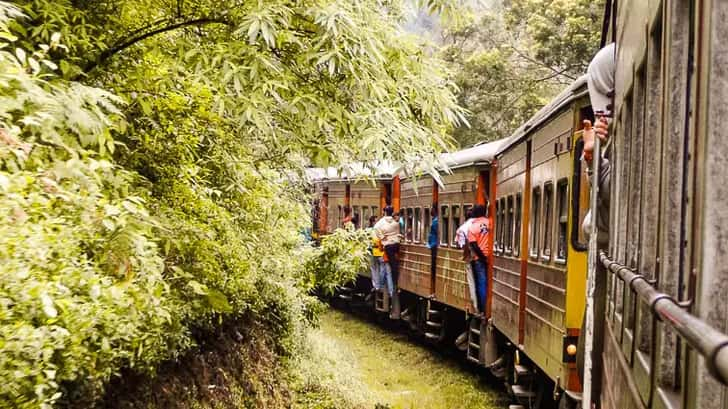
[599,251,728,385]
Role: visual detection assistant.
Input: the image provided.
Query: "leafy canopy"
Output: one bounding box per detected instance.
[442,0,604,146]
[1,0,468,407]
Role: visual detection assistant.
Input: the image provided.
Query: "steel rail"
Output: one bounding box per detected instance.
[599,251,728,385]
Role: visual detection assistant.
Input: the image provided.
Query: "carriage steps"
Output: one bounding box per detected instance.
[466,316,482,364]
[374,290,389,313]
[424,299,445,341]
[338,285,355,301]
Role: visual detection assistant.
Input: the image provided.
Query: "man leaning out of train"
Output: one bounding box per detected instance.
[582,42,615,244]
[374,206,400,292]
[456,209,478,312]
[467,204,492,315]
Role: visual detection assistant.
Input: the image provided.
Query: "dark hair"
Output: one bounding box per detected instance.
[368,215,377,227]
[471,204,486,218]
[343,206,351,215]
[384,205,394,216]
[465,208,473,219]
[431,203,438,216]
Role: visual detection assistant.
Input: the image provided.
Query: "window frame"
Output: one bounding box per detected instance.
[506,195,514,255]
[439,205,450,247]
[451,204,462,247]
[414,207,422,243]
[542,182,554,262]
[514,193,522,257]
[406,207,414,243]
[530,186,541,258]
[556,179,569,264]
[495,200,502,254]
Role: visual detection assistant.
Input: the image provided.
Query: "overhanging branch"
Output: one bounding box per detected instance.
[80,17,232,77]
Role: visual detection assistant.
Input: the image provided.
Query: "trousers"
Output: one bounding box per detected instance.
[471,259,488,313]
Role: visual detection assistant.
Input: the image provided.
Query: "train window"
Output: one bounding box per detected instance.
[494,201,501,252]
[556,179,568,262]
[499,198,507,253]
[531,187,541,258]
[362,206,370,226]
[424,207,431,242]
[542,183,554,261]
[353,206,360,228]
[506,196,514,255]
[414,207,422,243]
[451,205,461,246]
[440,205,449,247]
[406,208,414,242]
[514,194,522,256]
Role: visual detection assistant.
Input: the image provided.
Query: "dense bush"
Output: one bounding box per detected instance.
[0,0,464,407]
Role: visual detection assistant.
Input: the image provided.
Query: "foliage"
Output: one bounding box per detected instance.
[302,227,371,296]
[442,0,604,146]
[1,0,465,407]
[505,0,605,77]
[0,5,188,406]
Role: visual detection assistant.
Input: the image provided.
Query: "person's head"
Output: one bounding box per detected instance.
[344,206,351,216]
[587,43,615,116]
[384,205,394,216]
[352,213,359,227]
[431,203,438,217]
[393,212,400,221]
[465,208,473,219]
[368,215,377,227]
[471,204,486,218]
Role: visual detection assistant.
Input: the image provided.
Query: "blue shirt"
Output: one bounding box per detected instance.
[427,216,439,249]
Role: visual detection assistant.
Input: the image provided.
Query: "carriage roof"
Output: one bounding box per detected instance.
[496,75,589,156]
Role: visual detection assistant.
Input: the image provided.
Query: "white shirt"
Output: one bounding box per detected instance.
[455,218,474,249]
[373,216,401,246]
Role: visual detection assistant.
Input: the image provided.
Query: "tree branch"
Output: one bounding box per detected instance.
[509,45,576,81]
[80,17,231,77]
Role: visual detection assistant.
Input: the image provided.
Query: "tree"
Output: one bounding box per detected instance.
[1,1,469,407]
[441,0,604,147]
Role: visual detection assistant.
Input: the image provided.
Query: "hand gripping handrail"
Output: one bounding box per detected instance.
[599,251,728,385]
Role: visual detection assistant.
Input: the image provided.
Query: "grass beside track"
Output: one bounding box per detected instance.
[294,308,507,409]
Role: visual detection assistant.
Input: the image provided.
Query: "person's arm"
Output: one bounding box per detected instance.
[469,241,487,262]
[462,243,471,261]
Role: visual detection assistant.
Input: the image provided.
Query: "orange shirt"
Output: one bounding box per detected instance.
[467,217,492,260]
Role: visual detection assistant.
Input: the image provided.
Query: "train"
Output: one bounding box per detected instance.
[308,0,728,408]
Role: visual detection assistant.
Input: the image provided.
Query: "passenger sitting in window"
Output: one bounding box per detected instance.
[467,204,492,315]
[456,209,478,312]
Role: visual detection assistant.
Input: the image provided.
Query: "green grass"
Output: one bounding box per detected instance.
[294,309,507,409]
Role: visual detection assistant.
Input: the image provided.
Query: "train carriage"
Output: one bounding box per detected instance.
[396,142,500,342]
[490,76,594,407]
[589,1,728,409]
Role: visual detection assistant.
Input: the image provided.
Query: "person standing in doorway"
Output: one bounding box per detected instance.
[366,216,385,297]
[456,209,477,312]
[426,204,439,293]
[467,204,492,315]
[374,206,400,295]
